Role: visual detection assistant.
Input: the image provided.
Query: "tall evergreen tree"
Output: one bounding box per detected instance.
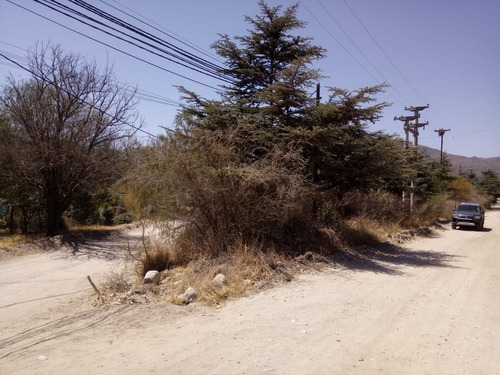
[212,0,325,113]
[177,1,402,199]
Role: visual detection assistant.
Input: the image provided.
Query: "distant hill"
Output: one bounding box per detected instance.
[419,146,500,178]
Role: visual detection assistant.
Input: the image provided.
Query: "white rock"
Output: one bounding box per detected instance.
[143,270,160,285]
[178,287,197,304]
[212,273,226,287]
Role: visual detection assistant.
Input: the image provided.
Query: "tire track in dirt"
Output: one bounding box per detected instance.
[0,305,131,359]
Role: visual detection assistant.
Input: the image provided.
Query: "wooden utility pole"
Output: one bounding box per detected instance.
[395,105,429,213]
[434,128,451,164]
[404,105,429,148]
[316,83,321,106]
[394,115,417,207]
[394,115,417,149]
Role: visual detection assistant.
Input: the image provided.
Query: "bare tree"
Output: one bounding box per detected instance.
[1,44,139,235]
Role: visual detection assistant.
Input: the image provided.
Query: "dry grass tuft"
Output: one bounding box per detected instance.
[100,237,312,307]
[135,228,192,277]
[341,217,391,246]
[0,230,43,249]
[67,224,117,232]
[143,240,309,307]
[100,269,132,293]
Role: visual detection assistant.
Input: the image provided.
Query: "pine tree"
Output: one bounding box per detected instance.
[212,0,325,111]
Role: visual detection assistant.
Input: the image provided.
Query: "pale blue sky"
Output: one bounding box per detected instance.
[1,0,499,157]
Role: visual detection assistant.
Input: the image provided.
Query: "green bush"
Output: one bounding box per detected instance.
[112,213,133,225]
[0,217,7,230]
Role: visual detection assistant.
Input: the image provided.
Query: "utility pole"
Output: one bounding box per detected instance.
[395,105,429,213]
[404,104,429,149]
[394,115,417,149]
[316,83,321,106]
[434,128,451,164]
[394,115,417,206]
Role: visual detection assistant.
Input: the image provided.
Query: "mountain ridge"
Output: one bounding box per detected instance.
[419,145,500,178]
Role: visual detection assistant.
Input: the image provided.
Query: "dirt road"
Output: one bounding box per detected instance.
[1,204,499,374]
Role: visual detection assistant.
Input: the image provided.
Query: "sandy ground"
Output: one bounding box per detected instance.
[0,204,499,375]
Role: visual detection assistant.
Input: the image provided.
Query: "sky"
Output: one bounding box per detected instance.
[1,0,499,158]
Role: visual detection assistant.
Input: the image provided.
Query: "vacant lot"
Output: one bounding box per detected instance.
[1,204,499,375]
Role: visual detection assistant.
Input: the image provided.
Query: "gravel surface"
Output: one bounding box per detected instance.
[1,204,499,375]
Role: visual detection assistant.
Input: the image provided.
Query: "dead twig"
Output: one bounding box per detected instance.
[87,275,105,303]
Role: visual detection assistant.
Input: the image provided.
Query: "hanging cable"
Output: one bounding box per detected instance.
[68,0,230,79]
[316,0,411,106]
[31,0,235,84]
[99,0,223,64]
[1,40,183,108]
[341,0,426,104]
[6,0,223,91]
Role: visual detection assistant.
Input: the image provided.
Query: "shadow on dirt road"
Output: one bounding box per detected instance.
[59,230,143,261]
[332,241,464,276]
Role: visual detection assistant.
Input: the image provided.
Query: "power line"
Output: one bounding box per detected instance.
[341,0,451,128]
[99,0,223,65]
[1,40,183,109]
[6,0,222,91]
[341,0,427,104]
[299,1,376,83]
[0,40,28,51]
[69,0,230,80]
[315,0,411,106]
[299,1,408,107]
[30,0,235,85]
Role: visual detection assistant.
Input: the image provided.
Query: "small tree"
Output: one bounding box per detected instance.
[1,44,138,235]
[480,169,500,199]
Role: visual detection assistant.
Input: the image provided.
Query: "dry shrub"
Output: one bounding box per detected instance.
[100,268,131,293]
[138,241,175,277]
[136,231,191,278]
[131,233,336,307]
[336,189,405,243]
[340,217,393,245]
[341,189,405,224]
[162,240,294,306]
[403,194,459,228]
[142,126,333,258]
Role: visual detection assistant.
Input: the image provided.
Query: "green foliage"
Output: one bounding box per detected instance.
[480,169,500,198]
[68,190,101,225]
[0,218,7,230]
[412,152,454,202]
[123,1,465,261]
[293,85,404,196]
[112,213,133,225]
[98,194,126,226]
[212,0,325,107]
